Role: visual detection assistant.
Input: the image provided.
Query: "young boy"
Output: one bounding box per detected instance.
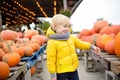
[46,14,100,80]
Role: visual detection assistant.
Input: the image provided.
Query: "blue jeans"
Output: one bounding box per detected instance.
[57,70,79,80]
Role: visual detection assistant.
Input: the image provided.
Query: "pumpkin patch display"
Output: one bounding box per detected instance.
[0,61,10,80]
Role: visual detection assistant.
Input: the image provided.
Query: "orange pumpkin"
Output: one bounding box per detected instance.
[0,61,10,80]
[0,48,6,61]
[24,46,34,56]
[30,65,36,75]
[78,29,91,39]
[111,24,120,35]
[17,32,24,38]
[2,52,21,67]
[100,26,113,34]
[0,40,4,48]
[96,34,112,49]
[24,30,39,39]
[0,30,18,41]
[105,39,115,54]
[14,46,25,58]
[31,35,45,46]
[89,34,100,45]
[114,32,120,57]
[93,20,109,33]
[29,42,40,51]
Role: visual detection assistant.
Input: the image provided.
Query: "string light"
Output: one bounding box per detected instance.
[54,0,57,15]
[36,1,48,18]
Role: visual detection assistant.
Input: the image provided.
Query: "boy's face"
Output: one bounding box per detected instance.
[54,24,70,34]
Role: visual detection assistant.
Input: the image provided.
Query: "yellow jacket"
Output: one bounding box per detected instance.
[46,27,91,73]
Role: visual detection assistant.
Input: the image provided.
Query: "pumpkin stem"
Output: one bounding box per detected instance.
[7,44,12,53]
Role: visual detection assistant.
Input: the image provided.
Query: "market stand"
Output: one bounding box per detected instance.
[6,44,46,80]
[83,50,120,80]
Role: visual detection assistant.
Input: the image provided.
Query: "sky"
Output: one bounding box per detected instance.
[70,0,120,32]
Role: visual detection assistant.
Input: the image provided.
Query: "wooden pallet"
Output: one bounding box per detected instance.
[90,51,119,70]
[6,62,28,80]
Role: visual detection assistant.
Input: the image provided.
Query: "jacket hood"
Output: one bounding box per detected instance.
[46,27,55,37]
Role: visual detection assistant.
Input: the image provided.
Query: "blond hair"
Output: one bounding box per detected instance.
[51,14,70,28]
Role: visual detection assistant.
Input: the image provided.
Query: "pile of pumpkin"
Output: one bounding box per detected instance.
[77,19,120,57]
[0,29,47,80]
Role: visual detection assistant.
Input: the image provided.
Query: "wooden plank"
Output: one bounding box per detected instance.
[100,52,109,55]
[111,61,120,75]
[102,57,120,70]
[100,55,117,58]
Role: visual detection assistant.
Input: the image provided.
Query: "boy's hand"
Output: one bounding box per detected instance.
[92,46,101,55]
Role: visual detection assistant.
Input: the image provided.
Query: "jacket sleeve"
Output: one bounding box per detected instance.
[72,35,91,50]
[46,40,57,73]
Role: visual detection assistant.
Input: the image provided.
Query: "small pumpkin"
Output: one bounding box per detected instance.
[30,65,36,75]
[0,61,10,80]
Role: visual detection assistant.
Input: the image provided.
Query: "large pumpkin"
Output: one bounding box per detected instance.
[0,61,10,80]
[2,52,21,67]
[24,30,39,39]
[100,26,113,34]
[0,30,18,40]
[96,34,112,49]
[104,39,115,54]
[114,32,120,57]
[93,20,109,33]
[31,35,46,46]
[78,29,91,39]
[111,25,120,35]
